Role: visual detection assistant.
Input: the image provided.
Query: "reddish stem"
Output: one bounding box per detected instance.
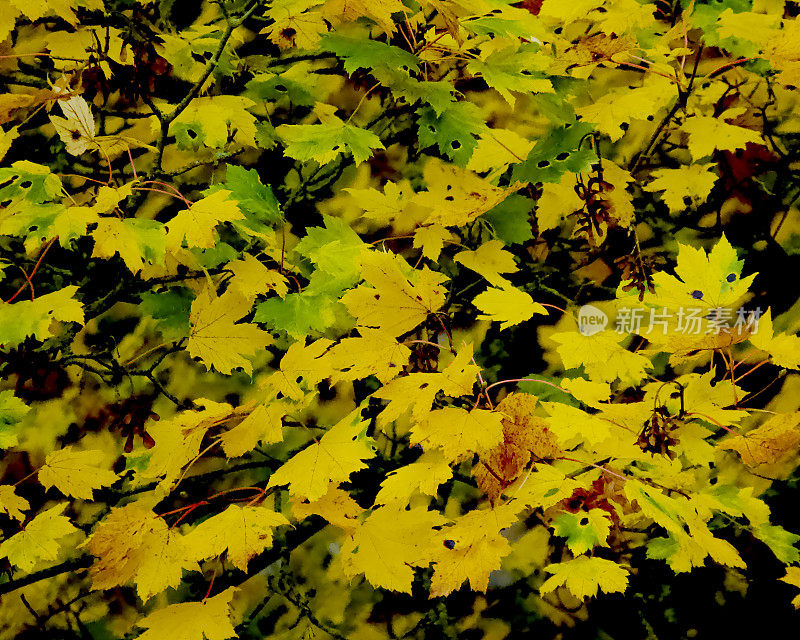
[5,238,57,303]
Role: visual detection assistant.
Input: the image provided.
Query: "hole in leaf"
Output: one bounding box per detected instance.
[275,84,287,92]
[451,140,461,149]
[537,160,550,168]
[555,152,570,161]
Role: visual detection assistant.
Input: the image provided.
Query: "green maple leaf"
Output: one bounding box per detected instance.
[511,122,597,184]
[417,102,485,167]
[246,72,317,107]
[0,287,84,348]
[0,390,29,448]
[753,523,800,564]
[173,122,205,150]
[552,510,612,555]
[466,45,553,107]
[255,290,344,339]
[0,161,62,203]
[294,215,366,288]
[277,121,384,165]
[319,34,420,78]
[210,165,282,232]
[483,194,534,245]
[140,288,194,338]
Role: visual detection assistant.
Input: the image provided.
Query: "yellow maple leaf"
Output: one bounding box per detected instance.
[373,342,480,423]
[166,190,244,249]
[38,446,118,500]
[430,503,521,597]
[511,464,583,510]
[413,224,452,262]
[227,254,289,299]
[0,125,18,162]
[262,1,327,50]
[91,218,166,274]
[140,399,233,486]
[134,588,237,640]
[264,338,333,401]
[681,114,762,161]
[575,76,674,142]
[540,556,628,599]
[716,8,780,44]
[0,503,78,571]
[764,18,800,87]
[413,160,525,228]
[374,450,453,506]
[552,508,612,555]
[597,160,635,228]
[83,499,199,601]
[467,128,534,174]
[346,180,410,226]
[187,285,272,375]
[542,402,613,447]
[328,328,411,384]
[321,0,405,34]
[780,566,800,609]
[340,250,448,337]
[643,164,719,213]
[536,171,583,231]
[267,408,374,500]
[474,285,547,330]
[341,505,448,593]
[169,96,258,148]
[135,526,200,601]
[560,377,612,406]
[219,399,287,458]
[722,412,800,467]
[454,240,518,287]
[643,234,756,310]
[291,486,364,532]
[551,329,652,385]
[411,407,503,463]
[749,308,800,369]
[592,0,658,33]
[184,504,289,571]
[0,484,29,521]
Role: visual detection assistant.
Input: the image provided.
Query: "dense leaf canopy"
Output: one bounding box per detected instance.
[1,0,800,638]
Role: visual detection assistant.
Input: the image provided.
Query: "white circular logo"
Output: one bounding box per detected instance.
[577,304,608,336]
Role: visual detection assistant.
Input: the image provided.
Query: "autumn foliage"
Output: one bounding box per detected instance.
[2,0,800,638]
